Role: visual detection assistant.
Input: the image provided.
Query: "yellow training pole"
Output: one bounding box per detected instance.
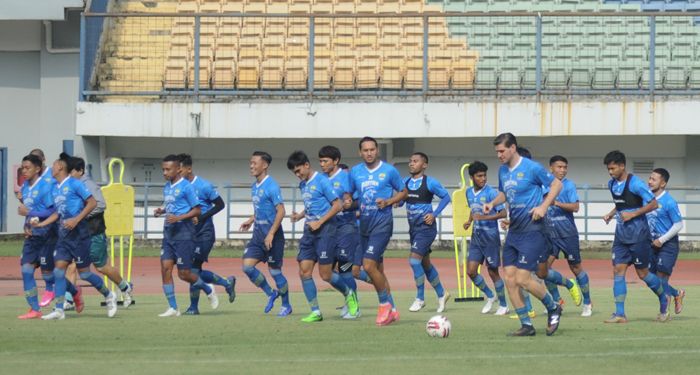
[454,238,463,298]
[127,235,134,283]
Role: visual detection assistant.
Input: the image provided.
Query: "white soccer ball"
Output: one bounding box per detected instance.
[426,315,451,338]
[29,217,40,225]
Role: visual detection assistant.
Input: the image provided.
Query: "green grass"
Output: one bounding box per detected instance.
[2,287,699,374]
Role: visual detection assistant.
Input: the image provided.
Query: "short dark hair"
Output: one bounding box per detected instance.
[58,152,73,169]
[517,147,532,159]
[359,136,378,149]
[178,153,193,167]
[163,154,181,163]
[318,145,341,161]
[287,150,310,170]
[70,156,86,173]
[412,152,429,164]
[468,161,488,176]
[653,168,670,183]
[603,150,626,166]
[22,154,43,168]
[493,132,518,148]
[30,148,45,161]
[549,155,568,165]
[252,151,272,165]
[338,163,349,170]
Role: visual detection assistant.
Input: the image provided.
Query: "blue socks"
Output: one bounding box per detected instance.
[494,279,507,307]
[356,269,372,284]
[547,269,573,289]
[329,272,350,296]
[471,274,495,299]
[21,264,39,311]
[576,271,591,305]
[301,277,319,312]
[340,271,357,292]
[53,268,67,309]
[192,277,212,295]
[515,306,533,326]
[409,258,426,300]
[243,265,274,296]
[522,289,533,312]
[660,275,679,297]
[613,275,627,316]
[200,270,229,287]
[188,268,202,310]
[42,272,55,293]
[65,280,77,296]
[545,280,561,302]
[377,288,389,305]
[540,292,558,312]
[425,265,445,298]
[79,271,110,297]
[270,268,290,306]
[643,273,668,313]
[163,283,177,309]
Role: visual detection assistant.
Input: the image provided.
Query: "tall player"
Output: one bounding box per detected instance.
[463,161,509,316]
[239,151,292,317]
[401,152,450,313]
[349,136,407,326]
[154,154,218,317]
[178,154,236,315]
[287,151,359,322]
[646,168,685,321]
[602,150,668,323]
[482,133,563,336]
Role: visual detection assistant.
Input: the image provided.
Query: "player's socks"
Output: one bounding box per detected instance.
[329,272,351,296]
[270,268,290,306]
[522,289,533,312]
[356,269,372,284]
[494,279,508,307]
[540,292,558,312]
[65,291,73,304]
[163,283,177,310]
[192,277,212,295]
[21,264,40,311]
[545,280,561,302]
[243,265,274,296]
[42,272,55,292]
[188,269,202,309]
[471,274,495,299]
[547,269,573,289]
[65,280,78,296]
[642,273,667,313]
[52,268,67,308]
[118,280,130,292]
[659,275,679,297]
[576,271,592,305]
[200,269,229,287]
[377,289,390,304]
[387,293,396,310]
[426,265,446,298]
[340,271,357,292]
[409,257,426,301]
[301,276,320,312]
[613,275,626,316]
[79,271,110,297]
[515,306,533,326]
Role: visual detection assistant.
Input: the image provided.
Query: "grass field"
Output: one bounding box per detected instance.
[2,286,698,375]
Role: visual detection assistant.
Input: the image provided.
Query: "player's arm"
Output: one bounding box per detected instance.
[166,205,201,224]
[239,215,255,231]
[620,199,657,223]
[378,188,407,209]
[199,196,225,222]
[308,199,342,231]
[603,207,617,224]
[33,212,60,228]
[654,221,684,248]
[290,209,306,223]
[463,210,474,230]
[554,200,580,213]
[265,203,286,250]
[531,177,562,220]
[482,191,506,214]
[425,179,451,225]
[474,209,507,222]
[63,196,97,230]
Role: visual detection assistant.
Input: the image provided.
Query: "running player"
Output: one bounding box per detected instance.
[482,133,564,336]
[288,150,359,322]
[646,168,685,321]
[541,155,588,316]
[239,151,292,317]
[602,150,668,323]
[154,154,217,317]
[463,161,509,316]
[349,136,407,326]
[69,157,135,307]
[401,152,450,313]
[36,153,117,320]
[178,154,236,315]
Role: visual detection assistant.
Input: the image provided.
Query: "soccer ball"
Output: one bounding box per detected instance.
[29,217,40,225]
[426,315,451,338]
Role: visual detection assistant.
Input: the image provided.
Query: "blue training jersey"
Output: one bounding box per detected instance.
[349,161,404,235]
[327,169,356,226]
[52,176,92,219]
[498,157,554,233]
[609,174,655,243]
[190,176,220,216]
[300,171,339,222]
[646,190,682,240]
[21,175,56,222]
[545,177,579,238]
[467,185,504,243]
[163,177,199,217]
[251,175,284,237]
[403,175,450,227]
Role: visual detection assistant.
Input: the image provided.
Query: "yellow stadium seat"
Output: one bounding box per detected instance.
[312,0,333,14]
[286,57,308,89]
[245,0,267,14]
[213,51,236,89]
[268,0,290,14]
[429,51,452,89]
[381,51,405,89]
[261,60,285,89]
[313,48,332,89]
[314,34,332,49]
[172,24,194,37]
[357,51,381,88]
[401,0,423,13]
[357,0,377,14]
[290,0,311,14]
[237,49,261,89]
[334,0,355,14]
[378,35,399,50]
[333,52,356,89]
[221,1,243,14]
[164,55,187,89]
[378,0,400,14]
[333,36,354,52]
[405,53,423,89]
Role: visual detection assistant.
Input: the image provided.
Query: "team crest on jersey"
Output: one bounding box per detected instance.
[516,172,524,179]
[258,189,264,196]
[310,185,317,191]
[62,187,69,193]
[480,197,486,202]
[333,182,340,187]
[378,173,386,180]
[32,191,38,197]
[174,189,181,195]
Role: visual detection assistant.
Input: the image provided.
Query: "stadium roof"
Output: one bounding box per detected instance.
[0,0,84,20]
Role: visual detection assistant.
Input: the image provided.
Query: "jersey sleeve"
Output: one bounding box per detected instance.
[489,187,506,212]
[185,185,200,209]
[532,162,555,187]
[629,176,656,203]
[75,180,93,201]
[206,181,220,201]
[389,167,404,192]
[347,168,357,194]
[427,177,450,199]
[268,182,284,206]
[322,178,339,203]
[498,168,505,193]
[565,182,580,203]
[668,198,683,224]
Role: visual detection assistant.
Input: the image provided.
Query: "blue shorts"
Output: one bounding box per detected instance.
[54,221,92,268]
[161,221,196,270]
[649,237,679,275]
[297,220,337,266]
[335,223,359,270]
[409,223,437,257]
[612,238,652,270]
[502,230,548,272]
[243,229,285,269]
[468,237,501,269]
[194,218,216,265]
[547,235,581,265]
[360,230,391,263]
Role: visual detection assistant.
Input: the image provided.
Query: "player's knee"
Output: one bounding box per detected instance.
[78,271,93,280]
[467,269,479,279]
[242,264,255,276]
[21,263,35,276]
[351,267,361,278]
[177,269,192,280]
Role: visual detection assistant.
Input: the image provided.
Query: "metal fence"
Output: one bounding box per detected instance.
[80,10,700,99]
[124,182,700,241]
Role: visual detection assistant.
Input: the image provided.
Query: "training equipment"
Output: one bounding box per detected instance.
[426,315,451,338]
[452,163,483,302]
[101,158,135,307]
[29,216,39,225]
